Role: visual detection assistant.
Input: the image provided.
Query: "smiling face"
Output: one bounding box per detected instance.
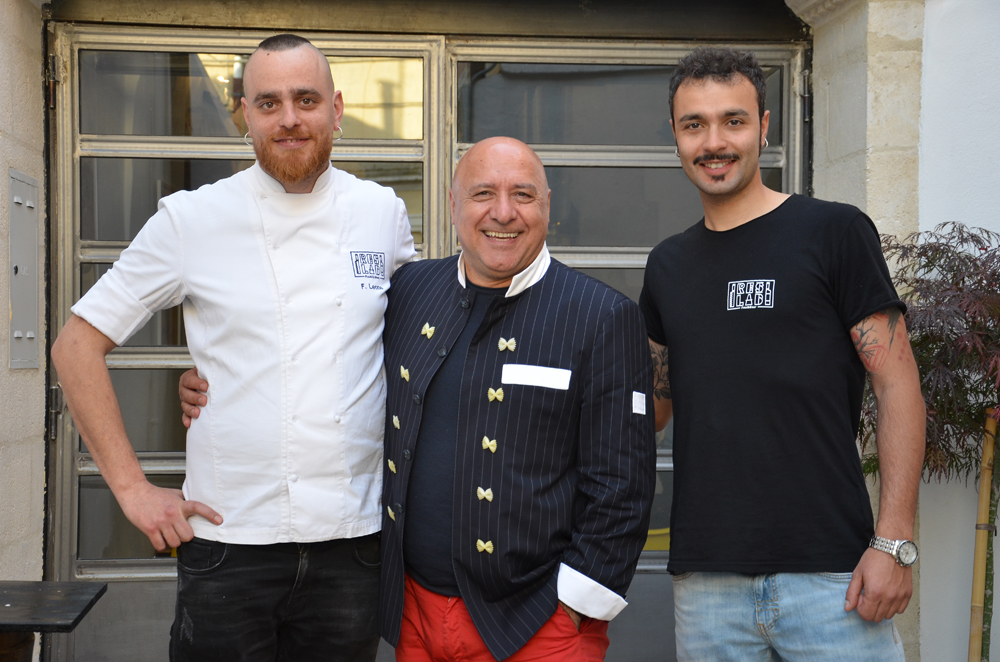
[450,138,551,289]
[671,75,769,203]
[241,45,344,193]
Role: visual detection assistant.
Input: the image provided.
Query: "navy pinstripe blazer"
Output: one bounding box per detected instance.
[378,255,655,660]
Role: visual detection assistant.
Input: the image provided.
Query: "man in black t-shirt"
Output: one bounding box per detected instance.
[638,47,925,660]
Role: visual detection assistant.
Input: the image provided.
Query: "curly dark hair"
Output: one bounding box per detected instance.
[669,47,767,122]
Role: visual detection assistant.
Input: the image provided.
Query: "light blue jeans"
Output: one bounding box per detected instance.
[672,571,905,661]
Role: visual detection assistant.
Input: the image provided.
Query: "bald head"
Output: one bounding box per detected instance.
[243,36,334,102]
[453,137,548,195]
[449,137,551,288]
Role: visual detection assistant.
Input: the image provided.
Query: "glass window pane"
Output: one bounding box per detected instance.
[81,158,253,241]
[329,57,423,140]
[80,51,424,140]
[80,51,248,137]
[80,264,185,347]
[575,268,644,303]
[458,62,783,147]
[644,471,673,551]
[548,167,698,246]
[331,161,423,244]
[78,474,184,559]
[764,67,783,147]
[459,62,674,146]
[78,369,189,453]
[546,166,783,247]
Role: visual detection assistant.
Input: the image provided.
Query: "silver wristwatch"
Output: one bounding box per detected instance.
[869,535,918,567]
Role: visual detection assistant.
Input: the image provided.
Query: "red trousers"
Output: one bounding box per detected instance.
[396,574,610,661]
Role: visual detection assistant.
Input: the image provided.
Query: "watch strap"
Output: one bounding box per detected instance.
[869,535,900,557]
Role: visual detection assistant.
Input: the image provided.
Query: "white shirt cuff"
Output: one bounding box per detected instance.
[556,562,628,621]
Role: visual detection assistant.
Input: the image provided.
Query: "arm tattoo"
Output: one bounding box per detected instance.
[851,317,889,372]
[650,343,672,401]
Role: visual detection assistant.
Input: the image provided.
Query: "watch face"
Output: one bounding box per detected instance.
[898,541,918,566]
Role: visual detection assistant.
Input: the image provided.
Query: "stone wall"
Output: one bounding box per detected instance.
[0,0,46,587]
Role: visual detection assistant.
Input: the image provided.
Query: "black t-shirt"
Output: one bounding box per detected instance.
[638,194,904,574]
[403,282,506,595]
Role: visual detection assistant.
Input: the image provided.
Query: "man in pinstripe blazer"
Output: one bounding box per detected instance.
[379,137,656,661]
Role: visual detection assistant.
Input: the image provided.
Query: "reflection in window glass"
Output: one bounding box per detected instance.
[459,62,674,146]
[78,370,189,453]
[80,264,185,347]
[80,51,424,140]
[331,161,424,244]
[459,62,783,147]
[764,67,782,146]
[329,57,423,140]
[80,158,253,241]
[575,268,644,303]
[644,471,673,551]
[546,167,783,247]
[79,474,185,559]
[547,167,700,246]
[80,51,248,137]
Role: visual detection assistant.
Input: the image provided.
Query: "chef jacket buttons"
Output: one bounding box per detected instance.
[395,503,403,513]
[404,449,412,460]
[437,347,447,358]
[413,394,422,405]
[460,298,470,309]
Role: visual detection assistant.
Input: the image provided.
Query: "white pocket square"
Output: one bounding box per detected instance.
[501,364,572,390]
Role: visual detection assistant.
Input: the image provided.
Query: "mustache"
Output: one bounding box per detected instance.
[267,130,312,141]
[692,153,740,166]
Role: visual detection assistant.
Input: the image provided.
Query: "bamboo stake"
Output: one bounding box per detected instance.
[971,408,998,662]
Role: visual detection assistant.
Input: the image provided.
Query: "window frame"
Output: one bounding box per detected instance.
[49,23,807,583]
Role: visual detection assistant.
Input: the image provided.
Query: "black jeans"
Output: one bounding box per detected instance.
[170,533,381,662]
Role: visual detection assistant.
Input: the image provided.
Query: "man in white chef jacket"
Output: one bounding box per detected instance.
[51,33,415,662]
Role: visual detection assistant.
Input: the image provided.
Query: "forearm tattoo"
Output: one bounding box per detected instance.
[651,343,672,401]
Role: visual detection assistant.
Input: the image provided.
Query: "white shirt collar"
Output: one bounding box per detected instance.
[456,243,551,298]
[251,162,334,196]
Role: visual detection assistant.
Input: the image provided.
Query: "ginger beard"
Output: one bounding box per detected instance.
[254,126,334,189]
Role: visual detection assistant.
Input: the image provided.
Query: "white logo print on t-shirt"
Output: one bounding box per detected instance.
[727,280,775,310]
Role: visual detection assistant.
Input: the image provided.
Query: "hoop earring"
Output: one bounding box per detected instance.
[244,132,253,146]
[674,147,680,157]
[763,138,769,149]
[333,126,343,141]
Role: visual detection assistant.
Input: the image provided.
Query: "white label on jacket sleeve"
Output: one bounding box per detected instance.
[501,364,572,390]
[633,391,647,415]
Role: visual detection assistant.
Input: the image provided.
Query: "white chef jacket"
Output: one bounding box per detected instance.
[72,163,416,544]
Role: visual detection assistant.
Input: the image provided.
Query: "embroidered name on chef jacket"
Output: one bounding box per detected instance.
[727,279,775,311]
[351,251,387,280]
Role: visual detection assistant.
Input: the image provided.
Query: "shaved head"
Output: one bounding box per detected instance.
[243,35,334,99]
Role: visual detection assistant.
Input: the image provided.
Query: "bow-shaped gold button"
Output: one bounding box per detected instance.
[487,387,504,402]
[421,323,435,339]
[388,459,396,474]
[482,436,497,453]
[477,487,493,502]
[476,539,494,554]
[392,415,400,429]
[400,366,410,382]
[388,506,396,521]
[497,337,517,352]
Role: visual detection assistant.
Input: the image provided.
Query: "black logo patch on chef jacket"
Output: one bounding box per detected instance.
[351,252,387,280]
